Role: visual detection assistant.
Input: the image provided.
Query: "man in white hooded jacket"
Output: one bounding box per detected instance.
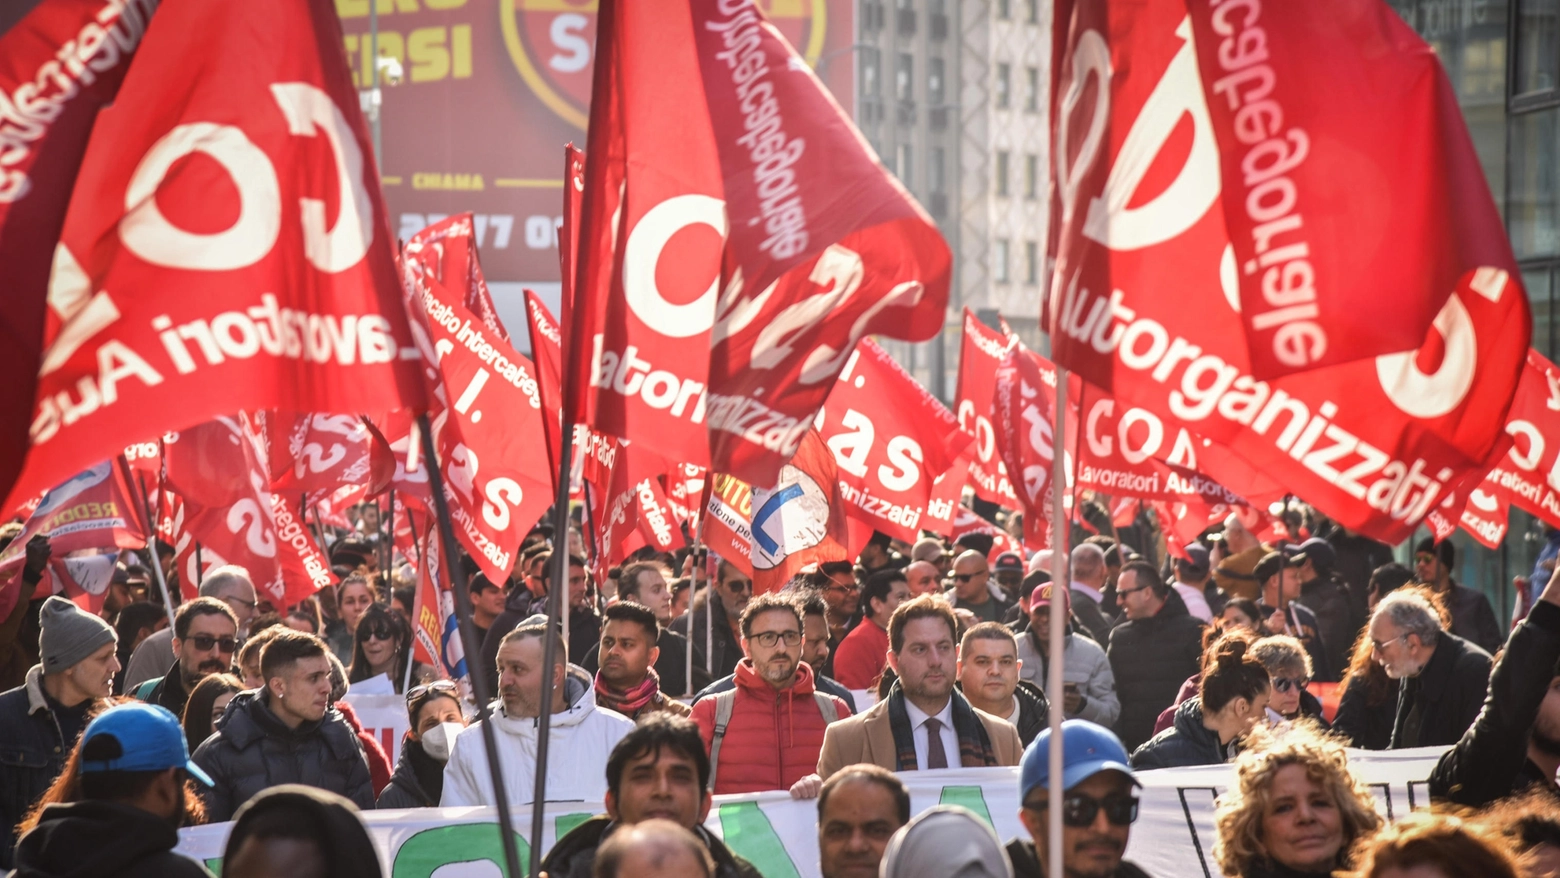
[443,621,634,806]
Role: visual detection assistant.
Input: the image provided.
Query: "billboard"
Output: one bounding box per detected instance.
[337,0,857,288]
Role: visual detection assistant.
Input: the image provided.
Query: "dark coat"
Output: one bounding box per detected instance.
[1131,697,1234,770]
[477,585,544,689]
[191,689,375,821]
[541,815,761,878]
[0,667,105,869]
[1069,587,1114,646]
[376,738,444,809]
[1106,588,1205,750]
[669,594,743,681]
[135,661,192,723]
[1332,676,1396,751]
[1006,838,1152,878]
[1430,599,1560,807]
[1441,580,1504,655]
[1389,632,1492,750]
[9,801,212,878]
[953,680,1050,747]
[580,627,711,697]
[1291,575,1358,683]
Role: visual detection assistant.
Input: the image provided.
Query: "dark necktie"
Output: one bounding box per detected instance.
[925,717,948,769]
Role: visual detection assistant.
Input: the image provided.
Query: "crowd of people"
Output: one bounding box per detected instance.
[0,504,1556,878]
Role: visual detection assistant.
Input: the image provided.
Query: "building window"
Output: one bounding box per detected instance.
[1511,108,1560,259]
[930,147,946,193]
[896,144,913,185]
[997,0,1010,19]
[1024,241,1039,285]
[862,51,880,96]
[995,63,1011,109]
[1026,0,1039,23]
[994,239,1011,283]
[896,53,914,102]
[1025,66,1040,112]
[1516,0,1559,97]
[995,151,1010,197]
[928,57,945,105]
[1023,153,1038,199]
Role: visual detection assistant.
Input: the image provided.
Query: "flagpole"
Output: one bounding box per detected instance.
[534,396,578,878]
[1047,365,1069,878]
[415,413,524,878]
[686,524,699,697]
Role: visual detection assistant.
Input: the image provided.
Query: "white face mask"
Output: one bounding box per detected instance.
[419,721,463,761]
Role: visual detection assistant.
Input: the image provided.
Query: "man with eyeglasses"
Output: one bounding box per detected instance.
[1367,589,1491,750]
[1007,720,1149,878]
[690,593,852,795]
[134,597,239,721]
[122,565,258,692]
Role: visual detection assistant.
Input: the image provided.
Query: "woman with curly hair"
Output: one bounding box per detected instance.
[1346,811,1521,878]
[1213,723,1383,878]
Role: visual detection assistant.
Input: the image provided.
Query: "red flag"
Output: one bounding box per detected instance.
[1477,351,1560,529]
[569,0,950,487]
[819,339,972,544]
[993,344,1064,550]
[6,0,427,514]
[0,0,154,506]
[264,412,393,497]
[749,430,849,594]
[523,289,565,481]
[954,309,1021,508]
[703,472,755,577]
[558,144,586,418]
[1047,0,1527,543]
[922,458,971,538]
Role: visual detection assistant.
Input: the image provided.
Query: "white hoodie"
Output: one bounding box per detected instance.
[441,668,633,807]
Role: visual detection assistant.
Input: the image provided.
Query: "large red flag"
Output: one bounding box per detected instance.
[1477,351,1560,530]
[568,0,951,487]
[523,289,565,481]
[1047,0,1528,543]
[5,0,427,514]
[749,430,849,594]
[954,309,1021,509]
[0,0,155,507]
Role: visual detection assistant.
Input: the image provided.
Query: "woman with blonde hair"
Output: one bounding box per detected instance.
[1346,811,1521,878]
[1213,723,1383,878]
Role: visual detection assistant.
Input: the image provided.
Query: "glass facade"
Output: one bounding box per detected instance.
[1387,0,1559,623]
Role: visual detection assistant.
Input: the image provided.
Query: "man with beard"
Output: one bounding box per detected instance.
[1414,537,1504,654]
[1431,565,1560,807]
[9,703,214,878]
[816,595,1022,779]
[670,559,752,680]
[135,598,239,720]
[1367,590,1492,750]
[1005,720,1149,878]
[691,594,852,795]
[689,592,856,711]
[817,765,909,878]
[581,561,706,697]
[123,567,257,692]
[594,602,691,720]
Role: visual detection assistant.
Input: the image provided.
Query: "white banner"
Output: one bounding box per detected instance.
[345,693,411,766]
[175,746,1447,878]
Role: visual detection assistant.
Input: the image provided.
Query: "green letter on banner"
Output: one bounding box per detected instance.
[717,801,800,878]
[392,824,531,878]
[940,786,994,826]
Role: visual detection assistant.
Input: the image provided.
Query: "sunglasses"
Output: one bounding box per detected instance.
[188,635,237,653]
[724,578,754,593]
[748,630,802,648]
[1027,793,1139,827]
[406,680,459,706]
[1272,676,1310,693]
[364,625,397,642]
[953,572,984,583]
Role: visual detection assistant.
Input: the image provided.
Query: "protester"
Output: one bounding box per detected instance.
[1415,537,1504,654]
[1249,636,1328,728]
[193,629,374,820]
[833,570,911,691]
[566,560,605,662]
[1365,562,1417,612]
[233,625,283,690]
[1255,550,1333,683]
[957,622,1049,746]
[1107,561,1205,751]
[1006,720,1149,878]
[1429,561,1560,807]
[181,672,243,753]
[817,765,909,878]
[111,602,167,694]
[123,567,258,691]
[1470,789,1560,878]
[1367,589,1492,749]
[324,574,376,665]
[542,715,760,878]
[591,819,715,878]
[817,560,861,647]
[1067,543,1116,645]
[377,680,466,809]
[586,560,703,697]
[905,560,942,598]
[1287,537,1361,681]
[993,552,1026,604]
[1347,811,1520,878]
[593,602,690,720]
[817,595,1022,778]
[882,805,1012,878]
[220,785,382,878]
[1332,625,1397,751]
[1213,514,1268,601]
[1212,724,1382,878]
[1219,598,1270,638]
[1014,580,1120,727]
[1171,543,1216,622]
[690,593,852,795]
[443,620,633,806]
[8,703,213,878]
[796,593,859,710]
[858,531,902,576]
[949,550,1012,624]
[670,559,750,680]
[133,597,239,719]
[1133,632,1270,769]
[0,596,119,868]
[911,537,952,579]
[346,603,430,693]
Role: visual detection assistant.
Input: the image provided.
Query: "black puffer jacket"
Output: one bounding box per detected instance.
[540,815,762,878]
[10,801,212,878]
[376,737,445,809]
[1106,588,1205,750]
[192,690,374,821]
[1130,697,1236,770]
[1430,600,1560,807]
[1388,632,1492,750]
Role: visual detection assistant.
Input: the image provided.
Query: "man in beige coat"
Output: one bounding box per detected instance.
[816,595,1022,780]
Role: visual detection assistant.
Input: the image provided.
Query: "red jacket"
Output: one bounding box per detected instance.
[691,660,851,794]
[831,619,889,690]
[335,699,392,797]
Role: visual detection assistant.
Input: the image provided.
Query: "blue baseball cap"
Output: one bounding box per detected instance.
[79,703,213,787]
[1020,720,1137,803]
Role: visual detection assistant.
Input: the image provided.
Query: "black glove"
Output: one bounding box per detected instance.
[22,534,51,582]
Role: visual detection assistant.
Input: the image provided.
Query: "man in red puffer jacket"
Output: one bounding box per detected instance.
[692,593,852,796]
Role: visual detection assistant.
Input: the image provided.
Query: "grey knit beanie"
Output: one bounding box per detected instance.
[39,596,118,674]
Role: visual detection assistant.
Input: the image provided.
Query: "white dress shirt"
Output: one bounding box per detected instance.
[902,697,958,770]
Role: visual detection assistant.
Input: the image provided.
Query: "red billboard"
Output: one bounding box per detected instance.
[337,0,856,285]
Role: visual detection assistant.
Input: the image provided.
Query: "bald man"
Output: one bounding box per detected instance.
[947,551,1011,624]
[593,820,715,878]
[905,561,941,597]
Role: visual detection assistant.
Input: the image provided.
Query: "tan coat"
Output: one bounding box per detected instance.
[816,696,1024,780]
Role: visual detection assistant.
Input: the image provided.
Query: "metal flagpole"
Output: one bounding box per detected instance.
[123,456,178,632]
[1047,366,1070,878]
[533,399,578,877]
[705,568,714,675]
[685,524,700,697]
[416,414,524,878]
